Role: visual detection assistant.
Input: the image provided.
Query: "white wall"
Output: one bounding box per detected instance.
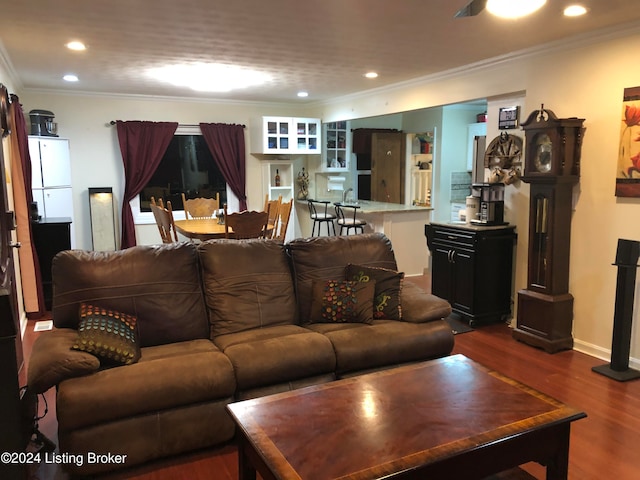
[320,26,640,367]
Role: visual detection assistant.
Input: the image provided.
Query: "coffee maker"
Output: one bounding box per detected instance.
[29,109,58,136]
[470,183,505,225]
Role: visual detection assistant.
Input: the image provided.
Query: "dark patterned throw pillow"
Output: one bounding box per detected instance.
[72,303,141,365]
[345,264,404,320]
[309,279,376,324]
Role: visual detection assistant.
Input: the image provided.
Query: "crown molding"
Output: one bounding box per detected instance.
[319,18,640,109]
[0,40,23,93]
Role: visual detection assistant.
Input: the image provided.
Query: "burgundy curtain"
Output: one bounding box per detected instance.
[9,95,45,316]
[199,123,247,211]
[116,120,178,248]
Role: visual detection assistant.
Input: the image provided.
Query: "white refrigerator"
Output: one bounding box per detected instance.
[29,136,75,247]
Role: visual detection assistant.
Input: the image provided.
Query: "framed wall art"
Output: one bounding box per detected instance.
[616,86,640,197]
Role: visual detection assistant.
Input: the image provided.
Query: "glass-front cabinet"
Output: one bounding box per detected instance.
[295,118,320,153]
[251,116,321,154]
[322,121,350,171]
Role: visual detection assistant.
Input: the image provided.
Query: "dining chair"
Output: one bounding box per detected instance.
[224,203,270,239]
[181,192,220,219]
[334,202,367,235]
[150,197,178,243]
[263,194,282,238]
[307,199,336,236]
[276,199,293,241]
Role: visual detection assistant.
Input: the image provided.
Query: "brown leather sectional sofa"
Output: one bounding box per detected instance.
[27,233,453,475]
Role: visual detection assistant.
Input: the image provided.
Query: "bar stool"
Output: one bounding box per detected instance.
[307,199,336,236]
[334,203,366,235]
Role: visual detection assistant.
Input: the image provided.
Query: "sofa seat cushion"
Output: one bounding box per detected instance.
[214,325,336,391]
[305,319,455,374]
[57,339,235,431]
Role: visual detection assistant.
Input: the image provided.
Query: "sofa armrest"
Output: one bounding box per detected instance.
[400,282,452,323]
[27,328,100,394]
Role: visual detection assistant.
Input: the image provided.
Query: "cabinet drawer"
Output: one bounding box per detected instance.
[429,226,476,248]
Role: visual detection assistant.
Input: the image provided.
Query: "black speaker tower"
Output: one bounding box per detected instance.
[592,239,640,381]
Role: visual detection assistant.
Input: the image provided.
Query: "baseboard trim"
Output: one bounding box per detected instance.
[573,338,640,372]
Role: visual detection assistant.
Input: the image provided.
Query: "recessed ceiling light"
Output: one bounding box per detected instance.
[364,72,378,79]
[486,0,546,19]
[564,5,588,17]
[147,63,271,92]
[66,41,86,51]
[63,74,79,82]
[297,91,309,98]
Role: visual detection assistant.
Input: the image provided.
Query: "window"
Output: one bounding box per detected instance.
[139,133,227,213]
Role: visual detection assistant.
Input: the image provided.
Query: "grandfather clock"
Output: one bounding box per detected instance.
[512,106,585,353]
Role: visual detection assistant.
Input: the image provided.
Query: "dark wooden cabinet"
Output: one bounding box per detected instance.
[352,129,404,203]
[425,222,516,326]
[32,217,72,310]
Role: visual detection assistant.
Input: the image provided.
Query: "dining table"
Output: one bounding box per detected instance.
[174,218,274,241]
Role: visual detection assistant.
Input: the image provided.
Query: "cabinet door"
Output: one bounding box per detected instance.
[371,132,405,203]
[451,248,475,315]
[430,246,454,301]
[263,117,292,153]
[43,188,73,218]
[28,138,43,188]
[40,139,71,187]
[294,118,321,154]
[322,121,348,170]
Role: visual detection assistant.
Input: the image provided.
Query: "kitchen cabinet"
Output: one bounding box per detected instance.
[371,131,405,204]
[251,117,321,154]
[425,222,516,326]
[28,136,75,246]
[351,129,404,203]
[322,121,350,171]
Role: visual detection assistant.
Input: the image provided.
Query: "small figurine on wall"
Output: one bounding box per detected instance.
[297,168,309,200]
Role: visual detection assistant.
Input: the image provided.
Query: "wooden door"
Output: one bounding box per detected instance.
[371,132,405,203]
[0,84,26,475]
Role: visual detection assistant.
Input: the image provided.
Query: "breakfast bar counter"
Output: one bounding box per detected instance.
[295,200,433,276]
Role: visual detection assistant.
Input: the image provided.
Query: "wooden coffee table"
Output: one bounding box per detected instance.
[227,354,585,480]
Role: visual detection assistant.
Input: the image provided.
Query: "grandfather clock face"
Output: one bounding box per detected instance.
[533,133,553,173]
[521,106,585,179]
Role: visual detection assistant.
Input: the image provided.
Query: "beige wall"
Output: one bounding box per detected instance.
[3,25,640,367]
[320,27,640,366]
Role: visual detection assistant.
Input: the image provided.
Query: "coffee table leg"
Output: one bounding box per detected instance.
[238,436,257,480]
[545,424,570,480]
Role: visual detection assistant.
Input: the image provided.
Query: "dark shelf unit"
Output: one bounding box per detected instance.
[32,217,72,310]
[425,222,516,326]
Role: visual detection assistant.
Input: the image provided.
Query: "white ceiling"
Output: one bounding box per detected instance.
[1,0,640,104]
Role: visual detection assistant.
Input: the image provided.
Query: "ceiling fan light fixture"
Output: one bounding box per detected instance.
[486,0,546,19]
[147,63,271,93]
[564,5,588,17]
[65,41,86,51]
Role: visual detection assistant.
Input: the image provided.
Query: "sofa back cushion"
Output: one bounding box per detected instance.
[198,239,297,337]
[52,242,209,347]
[286,233,398,323]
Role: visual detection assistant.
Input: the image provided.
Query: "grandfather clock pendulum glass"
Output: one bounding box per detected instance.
[512,105,586,353]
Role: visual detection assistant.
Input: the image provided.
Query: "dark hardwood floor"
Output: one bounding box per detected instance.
[20,276,640,479]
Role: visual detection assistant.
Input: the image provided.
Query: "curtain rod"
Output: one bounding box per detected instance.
[108,121,246,128]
